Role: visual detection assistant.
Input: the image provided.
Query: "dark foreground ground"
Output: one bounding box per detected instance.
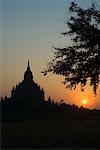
[1,117,100,149]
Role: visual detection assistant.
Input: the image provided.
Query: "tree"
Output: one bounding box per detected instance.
[42,1,100,95]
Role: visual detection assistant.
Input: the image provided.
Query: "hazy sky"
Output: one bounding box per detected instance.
[1,0,100,109]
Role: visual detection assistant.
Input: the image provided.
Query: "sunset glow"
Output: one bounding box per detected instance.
[82,99,88,105]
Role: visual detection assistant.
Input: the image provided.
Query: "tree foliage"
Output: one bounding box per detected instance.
[42,1,100,95]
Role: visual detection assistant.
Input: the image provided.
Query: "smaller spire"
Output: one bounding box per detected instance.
[12,86,15,91]
[42,88,44,92]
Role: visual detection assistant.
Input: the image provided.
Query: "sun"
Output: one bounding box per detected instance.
[82,99,88,105]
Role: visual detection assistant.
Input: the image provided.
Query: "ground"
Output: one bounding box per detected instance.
[1,118,100,149]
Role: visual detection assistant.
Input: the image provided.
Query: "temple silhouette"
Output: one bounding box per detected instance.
[1,61,46,113]
[11,61,45,107]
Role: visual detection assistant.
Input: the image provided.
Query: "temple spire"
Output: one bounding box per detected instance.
[24,60,33,81]
[27,60,30,70]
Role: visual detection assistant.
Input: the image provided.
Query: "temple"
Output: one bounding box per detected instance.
[11,61,45,109]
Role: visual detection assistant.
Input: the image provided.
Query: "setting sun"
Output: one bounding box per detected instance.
[82,99,88,105]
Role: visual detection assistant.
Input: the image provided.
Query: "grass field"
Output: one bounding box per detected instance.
[1,118,100,149]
